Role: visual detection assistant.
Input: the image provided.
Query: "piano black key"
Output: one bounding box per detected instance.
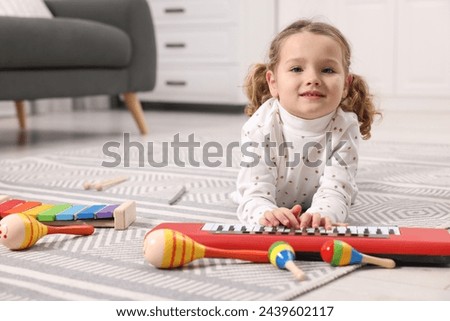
[255,226,263,233]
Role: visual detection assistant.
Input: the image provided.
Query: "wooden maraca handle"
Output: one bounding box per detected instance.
[284,261,306,281]
[361,254,396,268]
[46,224,95,236]
[206,247,269,263]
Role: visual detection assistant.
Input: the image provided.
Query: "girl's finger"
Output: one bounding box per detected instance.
[272,208,290,227]
[259,216,270,226]
[322,216,333,231]
[265,210,281,227]
[311,213,322,228]
[299,212,312,228]
[277,209,300,228]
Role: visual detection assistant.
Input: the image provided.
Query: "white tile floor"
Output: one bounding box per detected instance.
[0,104,449,300]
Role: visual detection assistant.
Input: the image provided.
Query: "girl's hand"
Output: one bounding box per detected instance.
[259,204,302,228]
[298,212,332,230]
[298,212,347,231]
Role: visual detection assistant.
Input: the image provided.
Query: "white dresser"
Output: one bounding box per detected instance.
[140,0,276,105]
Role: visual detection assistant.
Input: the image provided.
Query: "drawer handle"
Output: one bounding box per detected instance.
[166,81,187,86]
[164,7,185,14]
[165,43,186,49]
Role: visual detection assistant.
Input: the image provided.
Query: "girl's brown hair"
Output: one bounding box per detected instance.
[244,19,380,139]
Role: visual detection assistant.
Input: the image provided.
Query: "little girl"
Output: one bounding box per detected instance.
[235,19,380,230]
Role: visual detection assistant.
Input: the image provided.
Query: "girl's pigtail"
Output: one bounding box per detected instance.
[343,74,381,140]
[244,63,272,116]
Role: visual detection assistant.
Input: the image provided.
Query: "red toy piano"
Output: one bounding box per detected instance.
[152,222,450,265]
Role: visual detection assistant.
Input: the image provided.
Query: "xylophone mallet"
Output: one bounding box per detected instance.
[94,176,128,191]
[0,213,95,250]
[320,240,396,269]
[82,181,94,190]
[143,228,269,269]
[268,241,306,281]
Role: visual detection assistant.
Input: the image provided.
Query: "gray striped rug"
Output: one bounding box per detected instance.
[1,137,449,300]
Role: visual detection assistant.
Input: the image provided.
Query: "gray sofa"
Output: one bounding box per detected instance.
[0,0,156,134]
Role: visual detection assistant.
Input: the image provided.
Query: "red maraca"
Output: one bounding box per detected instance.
[0,213,94,250]
[321,240,395,268]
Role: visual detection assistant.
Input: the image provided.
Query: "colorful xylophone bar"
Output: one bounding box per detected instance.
[0,195,136,230]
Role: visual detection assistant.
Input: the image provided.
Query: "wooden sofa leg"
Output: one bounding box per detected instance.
[15,100,26,130]
[123,92,149,135]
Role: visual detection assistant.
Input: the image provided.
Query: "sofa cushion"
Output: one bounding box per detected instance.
[0,17,131,70]
[0,0,53,18]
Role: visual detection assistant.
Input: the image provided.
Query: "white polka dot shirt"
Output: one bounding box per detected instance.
[236,98,360,225]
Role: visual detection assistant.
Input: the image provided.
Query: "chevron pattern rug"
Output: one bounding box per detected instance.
[0,136,449,300]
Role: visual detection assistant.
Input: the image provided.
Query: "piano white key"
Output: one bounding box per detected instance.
[244,224,259,233]
[357,226,367,235]
[390,226,401,235]
[293,228,303,235]
[368,226,378,236]
[378,226,390,236]
[336,226,347,235]
[212,223,225,232]
[202,223,216,231]
[232,224,243,233]
[319,227,328,235]
[349,226,358,235]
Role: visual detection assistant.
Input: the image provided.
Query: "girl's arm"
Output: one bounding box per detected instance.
[305,115,361,225]
[236,127,279,225]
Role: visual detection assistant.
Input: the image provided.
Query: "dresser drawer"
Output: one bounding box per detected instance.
[143,0,276,104]
[156,27,238,62]
[149,0,237,25]
[141,65,245,103]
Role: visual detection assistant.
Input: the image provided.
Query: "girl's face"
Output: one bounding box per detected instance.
[266,31,349,119]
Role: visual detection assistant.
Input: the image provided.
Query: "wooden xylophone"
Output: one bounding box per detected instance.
[0,195,135,230]
[151,222,450,265]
